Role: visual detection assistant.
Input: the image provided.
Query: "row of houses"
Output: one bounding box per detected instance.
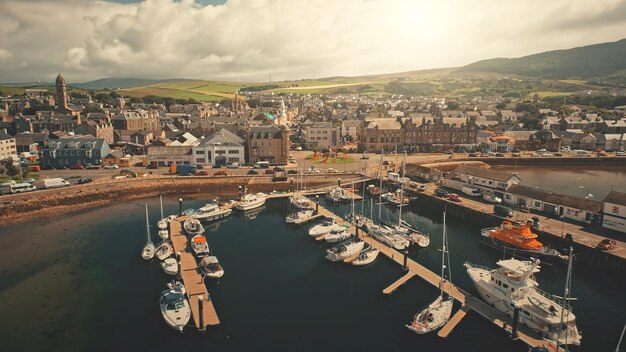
[436,165,626,234]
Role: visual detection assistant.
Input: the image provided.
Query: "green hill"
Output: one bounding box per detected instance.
[458,38,626,84]
[74,77,199,90]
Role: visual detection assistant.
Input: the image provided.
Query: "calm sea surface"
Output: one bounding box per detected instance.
[0,195,623,351]
[491,165,626,200]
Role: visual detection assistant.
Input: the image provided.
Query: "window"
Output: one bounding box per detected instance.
[534,201,541,207]
[196,158,204,163]
[215,150,225,155]
[505,195,511,200]
[228,150,239,154]
[196,150,205,155]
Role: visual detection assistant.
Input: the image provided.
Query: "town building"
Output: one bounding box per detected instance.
[41,137,110,169]
[358,118,403,152]
[602,191,626,233]
[442,165,520,199]
[304,122,339,150]
[403,116,478,152]
[74,121,114,145]
[341,119,361,142]
[247,124,290,165]
[0,130,17,160]
[111,110,159,131]
[192,129,245,167]
[146,145,193,166]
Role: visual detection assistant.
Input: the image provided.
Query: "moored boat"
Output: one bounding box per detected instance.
[183,217,204,237]
[156,241,173,261]
[325,238,365,261]
[286,209,315,224]
[308,217,340,236]
[235,192,267,211]
[159,283,191,332]
[199,255,224,279]
[190,235,210,257]
[480,221,567,261]
[290,195,314,210]
[324,225,352,243]
[351,244,379,266]
[142,204,155,260]
[195,201,232,222]
[161,258,178,275]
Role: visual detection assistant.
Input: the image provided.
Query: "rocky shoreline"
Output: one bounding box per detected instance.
[0,176,342,225]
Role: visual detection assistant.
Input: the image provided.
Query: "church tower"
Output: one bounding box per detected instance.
[55,73,68,111]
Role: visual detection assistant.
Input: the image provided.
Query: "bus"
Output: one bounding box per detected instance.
[253,161,270,169]
[1,182,37,195]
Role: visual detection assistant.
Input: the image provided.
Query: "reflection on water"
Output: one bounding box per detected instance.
[0,195,622,351]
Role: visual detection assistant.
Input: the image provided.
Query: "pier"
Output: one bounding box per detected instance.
[169,218,220,330]
[313,201,557,352]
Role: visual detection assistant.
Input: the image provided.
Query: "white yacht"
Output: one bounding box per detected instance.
[183,217,204,237]
[325,238,365,262]
[235,192,267,211]
[289,195,314,210]
[465,258,581,346]
[308,217,342,237]
[159,284,191,332]
[190,235,210,257]
[407,211,453,334]
[156,241,173,261]
[326,187,342,202]
[324,225,351,243]
[351,244,380,266]
[141,205,155,260]
[366,222,409,250]
[199,255,224,279]
[195,201,232,222]
[161,258,178,275]
[286,209,315,224]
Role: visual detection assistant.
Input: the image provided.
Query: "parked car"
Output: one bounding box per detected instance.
[69,164,84,169]
[468,153,477,157]
[560,146,571,151]
[264,169,275,175]
[554,153,563,157]
[247,169,259,175]
[417,184,427,192]
[86,164,101,169]
[327,168,338,173]
[511,153,521,157]
[214,170,228,176]
[483,194,502,203]
[540,153,553,157]
[596,239,616,251]
[434,187,449,198]
[104,164,118,169]
[382,160,390,166]
[511,148,520,153]
[447,193,462,202]
[77,177,93,184]
[146,164,159,169]
[195,170,209,176]
[306,168,321,174]
[287,170,298,175]
[536,148,546,152]
[495,153,504,157]
[273,166,284,172]
[494,204,513,218]
[444,150,454,155]
[617,151,626,156]
[23,178,36,184]
[227,163,240,169]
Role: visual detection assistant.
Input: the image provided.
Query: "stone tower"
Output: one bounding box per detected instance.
[55,73,68,110]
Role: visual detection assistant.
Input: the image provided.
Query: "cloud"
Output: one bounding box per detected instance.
[0,0,625,83]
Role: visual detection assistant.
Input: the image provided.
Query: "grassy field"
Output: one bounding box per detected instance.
[528,91,576,98]
[0,86,34,95]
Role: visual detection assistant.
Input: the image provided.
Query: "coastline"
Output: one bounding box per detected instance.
[0,175,347,226]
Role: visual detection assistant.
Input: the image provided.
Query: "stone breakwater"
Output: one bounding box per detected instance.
[0,176,339,225]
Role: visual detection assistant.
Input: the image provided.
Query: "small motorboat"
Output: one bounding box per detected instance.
[199,255,224,279]
[324,225,352,243]
[286,209,315,224]
[156,241,173,261]
[183,217,204,237]
[325,238,365,262]
[195,201,232,222]
[161,258,178,275]
[352,245,380,266]
[308,217,339,236]
[158,229,169,240]
[159,284,191,332]
[190,235,210,257]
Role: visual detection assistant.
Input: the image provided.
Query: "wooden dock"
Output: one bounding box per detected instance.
[169,219,220,330]
[313,202,556,352]
[382,271,417,295]
[438,305,470,338]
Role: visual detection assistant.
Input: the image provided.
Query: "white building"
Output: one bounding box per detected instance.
[443,165,520,199]
[192,128,245,167]
[304,122,339,150]
[602,191,626,233]
[0,130,17,161]
[341,119,361,142]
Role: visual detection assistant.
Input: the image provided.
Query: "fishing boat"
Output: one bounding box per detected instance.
[351,244,379,266]
[199,255,224,279]
[325,238,365,262]
[235,192,267,211]
[161,258,178,275]
[156,241,173,261]
[183,217,204,237]
[480,221,567,261]
[324,225,352,243]
[141,204,155,260]
[465,255,581,346]
[159,283,191,332]
[286,209,316,224]
[407,211,453,334]
[195,201,232,222]
[190,235,210,257]
[308,217,340,236]
[290,195,314,210]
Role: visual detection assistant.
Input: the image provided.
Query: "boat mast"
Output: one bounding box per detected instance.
[557,246,575,351]
[378,149,383,224]
[159,195,164,220]
[440,211,447,298]
[145,204,151,245]
[398,151,406,226]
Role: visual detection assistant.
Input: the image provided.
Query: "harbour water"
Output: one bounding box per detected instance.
[0,195,623,351]
[491,165,626,200]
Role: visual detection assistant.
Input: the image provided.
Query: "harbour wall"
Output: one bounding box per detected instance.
[465,156,626,167]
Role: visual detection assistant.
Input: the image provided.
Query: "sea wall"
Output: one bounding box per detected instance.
[469,156,626,167]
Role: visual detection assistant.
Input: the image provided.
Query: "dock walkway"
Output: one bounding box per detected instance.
[314,202,556,351]
[382,271,417,295]
[169,219,220,330]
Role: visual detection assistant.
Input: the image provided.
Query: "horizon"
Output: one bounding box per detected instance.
[1,0,626,83]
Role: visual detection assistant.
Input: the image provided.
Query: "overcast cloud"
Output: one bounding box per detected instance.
[1,0,625,83]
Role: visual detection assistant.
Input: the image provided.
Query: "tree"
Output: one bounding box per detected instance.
[495,102,506,110]
[447,101,460,110]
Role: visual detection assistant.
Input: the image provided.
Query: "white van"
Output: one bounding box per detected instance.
[43,178,70,189]
[253,161,270,169]
[1,182,36,194]
[387,172,400,182]
[462,187,481,197]
[573,150,591,157]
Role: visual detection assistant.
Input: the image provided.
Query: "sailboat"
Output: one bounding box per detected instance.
[406,211,453,334]
[156,241,173,261]
[157,195,168,230]
[141,204,155,260]
[352,243,380,266]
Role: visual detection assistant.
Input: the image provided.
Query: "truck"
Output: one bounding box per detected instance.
[175,164,197,176]
[387,172,400,182]
[462,187,481,197]
[43,178,70,189]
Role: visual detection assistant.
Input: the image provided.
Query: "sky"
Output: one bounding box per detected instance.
[1,0,625,83]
